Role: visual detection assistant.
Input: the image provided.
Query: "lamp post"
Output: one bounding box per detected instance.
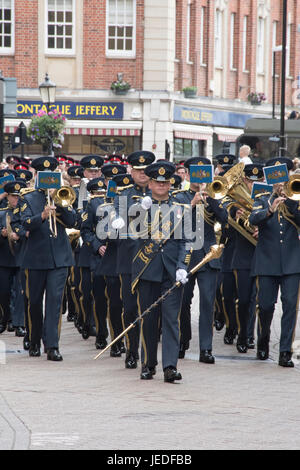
[272,45,283,119]
[38,73,56,156]
[0,71,5,162]
[280,0,288,157]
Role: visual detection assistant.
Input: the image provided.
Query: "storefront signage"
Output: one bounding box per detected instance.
[17,101,124,120]
[174,105,256,128]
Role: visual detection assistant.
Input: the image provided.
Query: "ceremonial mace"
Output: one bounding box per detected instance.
[94,244,224,360]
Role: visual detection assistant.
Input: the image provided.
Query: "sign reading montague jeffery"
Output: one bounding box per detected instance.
[17,101,124,120]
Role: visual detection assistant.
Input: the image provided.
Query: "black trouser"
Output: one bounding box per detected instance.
[136,275,184,370]
[20,269,29,337]
[0,266,16,326]
[256,274,300,353]
[24,268,68,349]
[233,269,255,344]
[221,271,238,334]
[214,272,225,324]
[104,275,123,341]
[92,272,108,340]
[10,269,25,327]
[79,267,94,329]
[120,274,139,358]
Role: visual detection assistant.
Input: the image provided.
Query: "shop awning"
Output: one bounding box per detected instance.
[173,123,213,141]
[214,127,243,142]
[4,119,142,136]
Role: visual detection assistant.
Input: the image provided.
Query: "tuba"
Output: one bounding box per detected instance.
[209,163,257,246]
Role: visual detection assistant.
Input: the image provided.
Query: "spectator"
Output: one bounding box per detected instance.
[239,145,253,165]
[176,165,189,190]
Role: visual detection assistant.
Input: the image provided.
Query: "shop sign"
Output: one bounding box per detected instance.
[174,105,256,128]
[17,101,124,120]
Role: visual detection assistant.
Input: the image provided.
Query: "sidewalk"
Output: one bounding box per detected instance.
[0,290,300,450]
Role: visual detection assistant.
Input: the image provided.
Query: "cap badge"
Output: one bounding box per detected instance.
[159,167,166,176]
[20,173,26,179]
[253,168,259,175]
[275,161,281,166]
[4,172,9,177]
[170,178,175,185]
[123,177,130,185]
[15,184,20,191]
[44,160,50,168]
[139,156,146,164]
[98,181,103,187]
[112,167,118,175]
[90,159,97,166]
[224,157,229,163]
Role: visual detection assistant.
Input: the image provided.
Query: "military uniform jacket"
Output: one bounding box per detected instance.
[220,223,236,273]
[173,190,228,271]
[131,198,192,285]
[249,194,300,276]
[80,195,105,272]
[20,190,76,269]
[115,184,151,275]
[10,202,29,268]
[0,207,17,268]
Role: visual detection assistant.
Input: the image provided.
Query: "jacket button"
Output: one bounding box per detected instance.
[280,240,283,243]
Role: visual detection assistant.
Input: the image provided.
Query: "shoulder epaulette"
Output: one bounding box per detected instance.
[172,201,190,209]
[255,192,271,199]
[172,189,186,196]
[89,194,104,200]
[0,206,8,211]
[20,188,35,196]
[117,184,134,192]
[132,195,144,200]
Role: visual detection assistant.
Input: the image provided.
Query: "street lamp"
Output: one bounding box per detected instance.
[39,73,56,156]
[39,73,56,109]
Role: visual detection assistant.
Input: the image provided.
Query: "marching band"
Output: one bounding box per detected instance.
[0,151,299,381]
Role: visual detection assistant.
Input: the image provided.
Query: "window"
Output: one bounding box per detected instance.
[272,21,278,74]
[46,0,75,54]
[106,0,136,57]
[257,17,265,74]
[214,9,223,68]
[174,138,204,158]
[242,16,249,72]
[0,0,14,53]
[230,13,237,70]
[200,6,206,66]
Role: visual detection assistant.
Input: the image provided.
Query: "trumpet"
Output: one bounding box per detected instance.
[48,186,77,237]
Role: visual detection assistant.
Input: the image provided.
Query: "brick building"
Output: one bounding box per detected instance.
[1,0,299,161]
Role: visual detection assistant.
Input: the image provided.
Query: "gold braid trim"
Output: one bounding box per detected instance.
[278,204,300,233]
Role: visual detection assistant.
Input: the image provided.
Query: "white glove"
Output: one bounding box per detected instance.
[141,196,152,211]
[112,217,125,230]
[176,269,189,285]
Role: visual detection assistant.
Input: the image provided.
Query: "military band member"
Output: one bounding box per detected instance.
[249,157,300,368]
[228,164,262,353]
[80,177,108,350]
[0,169,18,209]
[0,180,27,334]
[131,161,191,382]
[20,156,76,361]
[113,150,155,369]
[77,155,104,339]
[174,157,228,364]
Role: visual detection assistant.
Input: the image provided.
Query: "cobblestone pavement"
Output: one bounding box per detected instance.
[0,290,300,451]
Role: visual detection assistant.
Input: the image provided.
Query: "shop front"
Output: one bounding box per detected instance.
[4,100,142,160]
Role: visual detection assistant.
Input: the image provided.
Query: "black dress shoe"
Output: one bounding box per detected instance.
[110,344,122,357]
[89,326,97,337]
[125,353,137,369]
[164,366,182,383]
[7,321,15,332]
[247,337,255,349]
[199,350,215,364]
[140,365,154,380]
[23,336,30,351]
[118,341,126,354]
[95,338,107,350]
[47,348,63,362]
[15,326,26,337]
[236,343,248,354]
[257,349,269,361]
[0,323,6,334]
[67,313,75,322]
[224,329,235,345]
[29,345,41,357]
[214,320,225,332]
[279,351,294,368]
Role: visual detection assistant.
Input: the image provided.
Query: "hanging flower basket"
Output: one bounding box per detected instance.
[182,86,197,98]
[27,109,66,151]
